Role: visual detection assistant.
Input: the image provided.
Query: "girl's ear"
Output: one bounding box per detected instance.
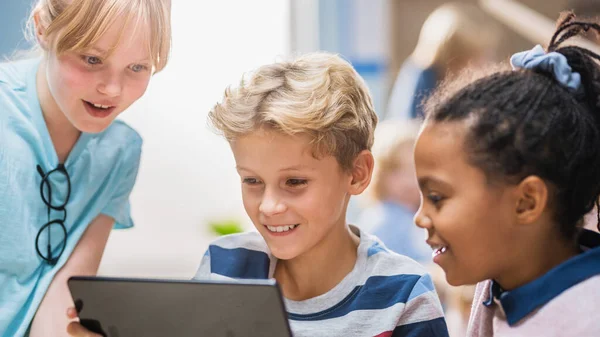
[33,11,50,51]
[514,175,548,225]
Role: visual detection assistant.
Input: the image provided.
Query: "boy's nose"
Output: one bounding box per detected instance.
[259,195,286,216]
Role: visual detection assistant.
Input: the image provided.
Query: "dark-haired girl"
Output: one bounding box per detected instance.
[413,12,600,336]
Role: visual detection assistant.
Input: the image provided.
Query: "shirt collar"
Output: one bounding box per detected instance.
[482,229,600,326]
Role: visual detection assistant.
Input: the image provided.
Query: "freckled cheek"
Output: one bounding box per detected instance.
[48,72,89,111]
[56,66,98,97]
[125,76,151,102]
[55,58,86,81]
[68,74,95,93]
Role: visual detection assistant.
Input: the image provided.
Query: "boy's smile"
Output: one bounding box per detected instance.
[264,224,300,236]
[230,128,354,261]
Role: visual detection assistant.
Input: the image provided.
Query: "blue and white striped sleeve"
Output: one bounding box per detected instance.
[391,274,449,337]
[193,249,212,280]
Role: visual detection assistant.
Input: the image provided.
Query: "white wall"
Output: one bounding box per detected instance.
[98,0,290,279]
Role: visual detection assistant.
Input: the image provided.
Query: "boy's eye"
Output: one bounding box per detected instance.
[286,179,307,187]
[130,64,148,72]
[83,55,102,65]
[243,178,262,185]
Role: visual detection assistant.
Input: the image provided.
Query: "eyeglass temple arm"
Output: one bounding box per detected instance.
[36,165,45,178]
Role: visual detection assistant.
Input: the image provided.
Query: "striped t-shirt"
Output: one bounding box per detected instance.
[194,225,449,337]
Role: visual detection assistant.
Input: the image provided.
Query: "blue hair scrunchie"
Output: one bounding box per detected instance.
[510,44,581,91]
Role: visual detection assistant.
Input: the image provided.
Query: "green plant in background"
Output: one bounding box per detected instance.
[208,219,244,236]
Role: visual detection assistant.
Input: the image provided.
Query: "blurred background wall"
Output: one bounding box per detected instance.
[388,0,568,88]
[0,1,34,57]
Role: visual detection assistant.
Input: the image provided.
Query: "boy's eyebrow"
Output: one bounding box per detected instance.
[418,176,452,190]
[236,165,315,172]
[280,165,314,172]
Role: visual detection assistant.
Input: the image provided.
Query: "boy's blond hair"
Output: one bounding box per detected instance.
[208,52,378,171]
[28,0,171,73]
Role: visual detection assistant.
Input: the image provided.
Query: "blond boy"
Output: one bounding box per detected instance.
[196,53,448,336]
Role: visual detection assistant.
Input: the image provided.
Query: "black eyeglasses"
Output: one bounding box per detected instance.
[36,164,71,265]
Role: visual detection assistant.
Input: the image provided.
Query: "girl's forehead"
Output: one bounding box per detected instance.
[41,0,170,72]
[418,122,466,150]
[86,18,151,58]
[415,121,471,168]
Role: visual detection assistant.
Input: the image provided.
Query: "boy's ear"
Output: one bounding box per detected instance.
[514,175,548,225]
[349,150,374,195]
[33,12,50,51]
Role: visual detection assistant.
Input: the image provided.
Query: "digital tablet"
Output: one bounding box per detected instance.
[68,276,292,337]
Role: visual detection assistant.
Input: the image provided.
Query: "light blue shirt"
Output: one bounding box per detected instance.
[0,58,142,337]
[385,59,438,120]
[357,202,431,263]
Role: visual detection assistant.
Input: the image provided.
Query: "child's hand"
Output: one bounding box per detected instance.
[66,307,102,337]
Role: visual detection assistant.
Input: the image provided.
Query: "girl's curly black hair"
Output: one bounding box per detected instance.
[425,12,600,239]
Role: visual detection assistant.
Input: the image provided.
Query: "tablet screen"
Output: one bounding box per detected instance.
[68,276,292,337]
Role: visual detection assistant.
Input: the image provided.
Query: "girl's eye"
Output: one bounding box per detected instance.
[427,193,444,205]
[286,179,307,187]
[83,55,102,65]
[130,64,148,72]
